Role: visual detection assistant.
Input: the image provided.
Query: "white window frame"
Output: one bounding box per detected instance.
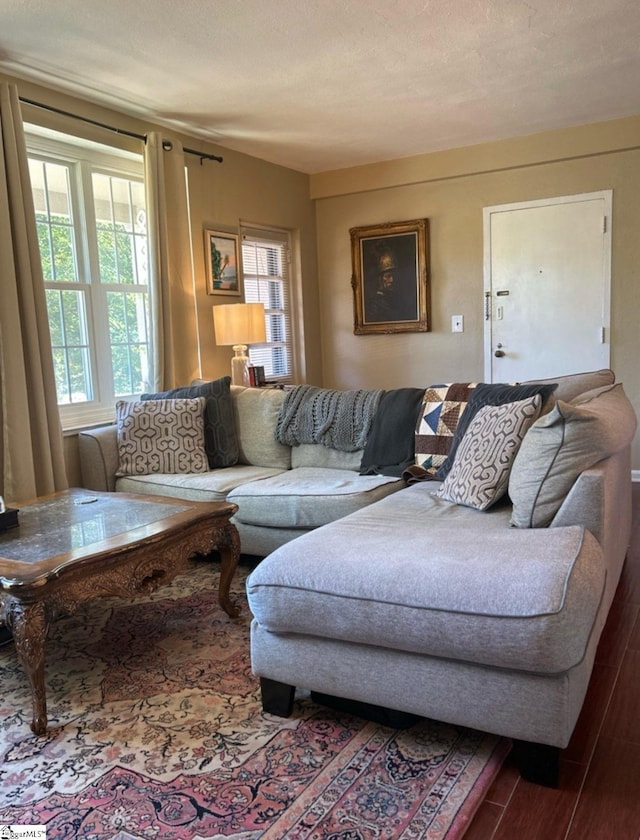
[240,225,298,384]
[26,127,150,430]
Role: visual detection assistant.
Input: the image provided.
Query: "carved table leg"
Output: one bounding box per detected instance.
[216,521,241,618]
[9,600,50,735]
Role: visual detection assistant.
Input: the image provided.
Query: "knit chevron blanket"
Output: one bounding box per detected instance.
[275,385,384,452]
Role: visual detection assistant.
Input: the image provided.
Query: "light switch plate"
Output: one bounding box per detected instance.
[451,315,464,333]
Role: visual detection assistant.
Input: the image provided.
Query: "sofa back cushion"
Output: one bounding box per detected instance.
[291,444,363,471]
[521,368,615,403]
[509,383,637,528]
[232,386,291,469]
[275,385,382,451]
[115,398,209,476]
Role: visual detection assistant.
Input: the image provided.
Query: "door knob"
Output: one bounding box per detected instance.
[494,343,505,358]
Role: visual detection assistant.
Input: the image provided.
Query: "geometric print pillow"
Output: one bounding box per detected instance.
[435,381,558,481]
[115,398,210,476]
[435,395,542,511]
[141,376,239,469]
[414,383,477,476]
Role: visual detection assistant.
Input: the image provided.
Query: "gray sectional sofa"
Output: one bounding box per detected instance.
[79,384,406,557]
[78,369,637,785]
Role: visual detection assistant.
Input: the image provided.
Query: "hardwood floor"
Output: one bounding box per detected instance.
[466,484,640,840]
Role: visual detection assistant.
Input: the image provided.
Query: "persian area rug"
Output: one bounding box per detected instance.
[0,560,510,839]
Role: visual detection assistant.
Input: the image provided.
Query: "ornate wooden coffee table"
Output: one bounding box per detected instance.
[0,488,240,735]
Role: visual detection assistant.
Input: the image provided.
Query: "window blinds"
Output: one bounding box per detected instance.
[241,228,293,382]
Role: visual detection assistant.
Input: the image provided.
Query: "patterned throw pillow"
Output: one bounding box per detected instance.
[116,398,210,476]
[141,376,239,469]
[435,395,542,511]
[436,381,558,480]
[414,383,477,475]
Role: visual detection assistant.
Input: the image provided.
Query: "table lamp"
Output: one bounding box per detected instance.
[213,302,266,386]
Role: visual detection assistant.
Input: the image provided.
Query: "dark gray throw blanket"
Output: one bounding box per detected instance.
[359,387,426,477]
[275,385,383,452]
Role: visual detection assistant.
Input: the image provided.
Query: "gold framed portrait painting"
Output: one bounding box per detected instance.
[350,218,430,335]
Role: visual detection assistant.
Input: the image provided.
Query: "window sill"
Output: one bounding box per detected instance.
[60,407,116,435]
[62,419,115,437]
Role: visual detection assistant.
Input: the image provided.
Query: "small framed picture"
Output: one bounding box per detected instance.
[350,218,430,334]
[204,229,241,295]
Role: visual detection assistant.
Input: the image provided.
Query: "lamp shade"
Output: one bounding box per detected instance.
[213,303,266,346]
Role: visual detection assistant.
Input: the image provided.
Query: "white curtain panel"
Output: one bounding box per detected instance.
[144,133,198,390]
[0,82,67,503]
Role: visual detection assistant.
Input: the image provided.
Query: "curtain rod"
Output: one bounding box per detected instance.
[18,96,223,164]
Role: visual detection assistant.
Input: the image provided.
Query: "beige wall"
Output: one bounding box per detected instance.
[5,71,640,475]
[311,117,640,469]
[186,145,319,385]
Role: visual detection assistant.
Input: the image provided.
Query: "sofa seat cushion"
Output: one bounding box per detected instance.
[247,487,605,674]
[115,464,285,503]
[229,467,403,528]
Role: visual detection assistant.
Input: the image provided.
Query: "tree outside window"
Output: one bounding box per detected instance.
[27,135,151,427]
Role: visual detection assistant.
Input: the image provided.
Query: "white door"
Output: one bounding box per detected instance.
[483,192,611,383]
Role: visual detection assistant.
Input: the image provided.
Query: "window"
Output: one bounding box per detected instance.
[26,129,151,428]
[241,228,295,383]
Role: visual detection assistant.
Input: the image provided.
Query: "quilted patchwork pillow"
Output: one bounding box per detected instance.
[141,376,239,469]
[414,383,477,475]
[435,395,542,511]
[116,398,209,476]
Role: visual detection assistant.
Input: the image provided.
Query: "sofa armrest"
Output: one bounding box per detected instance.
[551,446,632,613]
[78,425,119,492]
[551,468,604,545]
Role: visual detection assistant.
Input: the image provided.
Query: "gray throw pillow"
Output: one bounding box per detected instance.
[435,396,542,511]
[116,398,209,476]
[437,381,558,480]
[142,376,239,468]
[509,383,637,528]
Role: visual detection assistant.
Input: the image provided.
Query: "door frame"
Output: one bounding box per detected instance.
[482,191,612,382]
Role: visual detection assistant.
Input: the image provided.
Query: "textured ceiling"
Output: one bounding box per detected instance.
[2,0,640,173]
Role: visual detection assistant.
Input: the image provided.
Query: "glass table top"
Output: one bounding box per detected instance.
[0,489,190,564]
